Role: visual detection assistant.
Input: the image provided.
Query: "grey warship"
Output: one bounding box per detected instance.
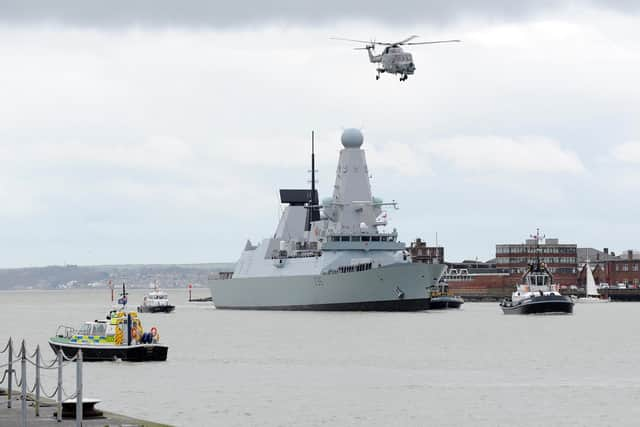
[208,129,446,310]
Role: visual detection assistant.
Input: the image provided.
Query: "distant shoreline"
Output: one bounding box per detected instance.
[0,262,235,290]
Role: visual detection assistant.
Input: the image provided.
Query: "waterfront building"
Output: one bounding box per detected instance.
[604,250,640,288]
[408,238,444,264]
[442,260,512,300]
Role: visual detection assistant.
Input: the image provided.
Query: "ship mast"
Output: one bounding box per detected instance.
[305,131,320,233]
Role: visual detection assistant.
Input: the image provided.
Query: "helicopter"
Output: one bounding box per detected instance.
[330,35,460,81]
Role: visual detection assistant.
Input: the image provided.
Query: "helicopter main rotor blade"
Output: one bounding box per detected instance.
[405,39,461,45]
[394,35,419,45]
[330,37,374,44]
[330,37,387,46]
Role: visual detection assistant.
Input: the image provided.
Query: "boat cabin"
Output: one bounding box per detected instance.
[56,311,151,345]
[526,272,551,288]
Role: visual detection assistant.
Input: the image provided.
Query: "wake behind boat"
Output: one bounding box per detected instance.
[208,129,446,310]
[500,230,574,315]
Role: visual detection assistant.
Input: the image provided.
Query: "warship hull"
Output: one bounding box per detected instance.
[209,262,445,311]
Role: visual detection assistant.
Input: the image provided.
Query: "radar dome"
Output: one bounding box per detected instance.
[341,128,364,148]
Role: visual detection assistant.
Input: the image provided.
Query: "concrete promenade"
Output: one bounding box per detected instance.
[0,388,170,427]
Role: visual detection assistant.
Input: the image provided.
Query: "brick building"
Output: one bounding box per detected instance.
[408,238,444,264]
[604,250,640,288]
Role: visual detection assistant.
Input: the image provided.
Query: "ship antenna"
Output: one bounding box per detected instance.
[311,130,315,209]
[530,228,545,268]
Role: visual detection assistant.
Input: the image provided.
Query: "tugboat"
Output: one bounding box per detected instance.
[48,285,169,361]
[429,279,464,309]
[500,230,574,315]
[138,284,176,313]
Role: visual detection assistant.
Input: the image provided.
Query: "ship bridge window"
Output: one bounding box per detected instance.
[381,236,388,242]
[372,236,380,242]
[362,236,370,242]
[340,236,349,242]
[91,323,106,337]
[331,236,340,242]
[78,323,91,335]
[352,236,361,242]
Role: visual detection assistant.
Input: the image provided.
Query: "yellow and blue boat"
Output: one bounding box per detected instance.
[49,285,168,361]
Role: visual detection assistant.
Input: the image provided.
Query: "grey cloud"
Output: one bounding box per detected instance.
[0,0,638,28]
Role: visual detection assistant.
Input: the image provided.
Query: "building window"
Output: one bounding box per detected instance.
[623,264,629,272]
[633,264,639,272]
[616,264,620,272]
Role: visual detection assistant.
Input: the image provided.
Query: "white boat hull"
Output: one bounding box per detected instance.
[208,262,445,311]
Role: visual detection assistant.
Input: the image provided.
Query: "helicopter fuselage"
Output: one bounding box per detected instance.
[368,46,415,80]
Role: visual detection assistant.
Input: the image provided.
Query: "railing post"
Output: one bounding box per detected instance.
[35,345,41,417]
[20,341,27,427]
[7,338,12,409]
[57,350,62,423]
[76,349,82,427]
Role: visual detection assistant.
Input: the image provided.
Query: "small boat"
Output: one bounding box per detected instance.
[574,262,609,303]
[429,280,464,309]
[48,285,168,361]
[138,284,176,313]
[500,230,574,315]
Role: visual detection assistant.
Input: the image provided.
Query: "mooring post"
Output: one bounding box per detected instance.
[7,337,13,409]
[57,350,62,423]
[35,345,41,417]
[20,340,27,427]
[76,349,83,427]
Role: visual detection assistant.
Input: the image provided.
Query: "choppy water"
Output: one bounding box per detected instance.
[2,289,640,426]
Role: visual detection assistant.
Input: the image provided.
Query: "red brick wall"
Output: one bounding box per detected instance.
[605,260,640,287]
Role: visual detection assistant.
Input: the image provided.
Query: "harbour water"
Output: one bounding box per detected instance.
[2,289,640,426]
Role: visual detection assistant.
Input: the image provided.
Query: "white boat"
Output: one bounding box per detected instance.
[575,262,609,303]
[138,284,176,313]
[208,129,445,310]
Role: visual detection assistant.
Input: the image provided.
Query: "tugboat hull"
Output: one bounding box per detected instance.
[48,340,168,362]
[429,296,464,309]
[501,295,574,315]
[137,305,175,313]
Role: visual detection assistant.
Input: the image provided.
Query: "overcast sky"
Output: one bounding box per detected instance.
[1,1,639,268]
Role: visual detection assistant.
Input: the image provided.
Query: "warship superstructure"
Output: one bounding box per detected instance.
[208,129,446,310]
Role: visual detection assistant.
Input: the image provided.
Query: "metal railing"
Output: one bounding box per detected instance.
[1,337,83,426]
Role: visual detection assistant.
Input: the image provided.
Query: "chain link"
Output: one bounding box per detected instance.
[39,383,60,399]
[0,339,10,354]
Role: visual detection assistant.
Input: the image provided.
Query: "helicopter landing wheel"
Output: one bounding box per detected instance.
[376,75,380,80]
